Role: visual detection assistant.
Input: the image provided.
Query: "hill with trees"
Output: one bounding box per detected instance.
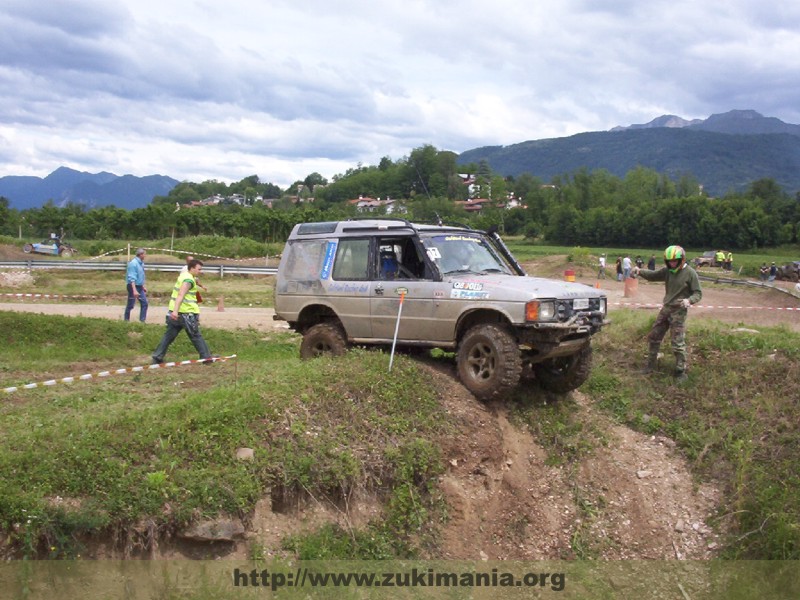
[458,110,800,197]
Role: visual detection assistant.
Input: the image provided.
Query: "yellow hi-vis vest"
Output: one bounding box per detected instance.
[168,272,200,314]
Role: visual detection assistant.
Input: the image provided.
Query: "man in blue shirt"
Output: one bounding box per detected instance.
[124,247,148,322]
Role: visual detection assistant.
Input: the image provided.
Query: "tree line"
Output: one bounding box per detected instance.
[1,145,799,250]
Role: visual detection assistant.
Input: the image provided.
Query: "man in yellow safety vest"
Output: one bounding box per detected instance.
[151,259,217,364]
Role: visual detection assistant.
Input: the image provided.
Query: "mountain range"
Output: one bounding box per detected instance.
[458,110,800,196]
[0,167,179,211]
[2,110,799,210]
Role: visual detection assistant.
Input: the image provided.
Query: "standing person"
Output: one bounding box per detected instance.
[647,255,657,270]
[615,257,623,281]
[759,263,769,281]
[715,250,725,268]
[768,262,778,282]
[152,259,216,364]
[124,248,148,322]
[725,251,733,272]
[635,255,644,269]
[635,245,702,383]
[622,255,632,280]
[598,253,607,279]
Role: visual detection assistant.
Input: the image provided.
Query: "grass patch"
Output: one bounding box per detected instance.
[585,309,800,558]
[0,314,446,559]
[1,268,276,308]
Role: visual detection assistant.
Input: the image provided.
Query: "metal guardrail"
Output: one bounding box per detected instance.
[0,261,277,277]
[698,273,799,298]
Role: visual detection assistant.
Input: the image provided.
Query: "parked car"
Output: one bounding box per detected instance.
[693,251,726,268]
[274,219,609,399]
[22,235,77,258]
[776,261,800,282]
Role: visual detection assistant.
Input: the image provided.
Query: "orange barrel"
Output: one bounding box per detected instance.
[624,276,639,298]
[564,269,576,282]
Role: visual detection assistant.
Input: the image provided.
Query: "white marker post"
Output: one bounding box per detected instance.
[388,288,407,372]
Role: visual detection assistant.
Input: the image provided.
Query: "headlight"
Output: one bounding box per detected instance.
[526,300,556,321]
[599,297,607,315]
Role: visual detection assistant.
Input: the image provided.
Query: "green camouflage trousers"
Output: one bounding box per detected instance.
[647,304,689,372]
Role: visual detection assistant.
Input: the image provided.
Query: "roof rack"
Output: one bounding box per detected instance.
[341,217,418,233]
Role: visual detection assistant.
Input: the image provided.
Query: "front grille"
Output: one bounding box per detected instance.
[555,298,602,322]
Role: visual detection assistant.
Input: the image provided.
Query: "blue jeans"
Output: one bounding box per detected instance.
[124,283,148,322]
[152,313,211,362]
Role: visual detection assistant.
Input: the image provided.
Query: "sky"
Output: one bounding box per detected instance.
[1,0,799,189]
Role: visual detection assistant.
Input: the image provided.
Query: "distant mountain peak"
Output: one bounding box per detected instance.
[0,167,179,210]
[612,109,800,136]
[611,114,702,131]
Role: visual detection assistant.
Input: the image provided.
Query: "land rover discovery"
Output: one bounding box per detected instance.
[274,219,609,399]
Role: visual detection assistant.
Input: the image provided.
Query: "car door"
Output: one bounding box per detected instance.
[326,237,375,338]
[369,236,449,343]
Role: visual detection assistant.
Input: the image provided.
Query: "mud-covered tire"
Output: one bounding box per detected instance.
[59,248,73,258]
[300,322,348,359]
[534,344,592,394]
[456,324,521,401]
[23,244,33,253]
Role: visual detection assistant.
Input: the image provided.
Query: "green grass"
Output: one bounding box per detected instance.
[3,278,800,560]
[584,309,800,559]
[0,313,445,559]
[504,238,800,278]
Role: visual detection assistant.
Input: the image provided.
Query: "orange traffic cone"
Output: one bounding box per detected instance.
[594,281,601,289]
[217,296,225,312]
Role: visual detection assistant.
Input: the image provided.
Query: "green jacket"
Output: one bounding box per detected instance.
[638,264,703,307]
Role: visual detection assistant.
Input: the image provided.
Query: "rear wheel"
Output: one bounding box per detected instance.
[534,344,592,394]
[59,248,73,258]
[456,324,521,401]
[300,322,348,359]
[23,244,33,253]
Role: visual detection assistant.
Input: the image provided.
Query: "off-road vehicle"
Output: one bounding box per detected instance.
[693,250,730,268]
[274,219,609,399]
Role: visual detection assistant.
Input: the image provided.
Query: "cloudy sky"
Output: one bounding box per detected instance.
[1,0,799,188]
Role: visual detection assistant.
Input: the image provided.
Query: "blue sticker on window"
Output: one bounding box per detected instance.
[320,241,337,280]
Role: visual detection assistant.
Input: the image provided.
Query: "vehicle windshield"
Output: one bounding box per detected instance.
[420,232,514,276]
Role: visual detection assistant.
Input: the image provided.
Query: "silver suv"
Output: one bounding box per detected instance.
[274,219,609,399]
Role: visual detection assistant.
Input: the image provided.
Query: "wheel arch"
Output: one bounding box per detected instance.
[455,308,515,343]
[295,303,343,334]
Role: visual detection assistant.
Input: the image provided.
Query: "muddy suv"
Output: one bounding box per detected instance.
[274,219,609,399]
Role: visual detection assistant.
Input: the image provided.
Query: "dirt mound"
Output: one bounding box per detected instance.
[429,363,722,560]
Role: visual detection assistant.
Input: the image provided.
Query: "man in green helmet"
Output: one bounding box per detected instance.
[634,245,703,383]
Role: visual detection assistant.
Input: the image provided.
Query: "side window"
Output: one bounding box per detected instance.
[377,237,429,280]
[282,240,328,280]
[332,239,370,280]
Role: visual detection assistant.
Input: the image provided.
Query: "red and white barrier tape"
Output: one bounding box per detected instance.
[141,248,272,263]
[3,354,237,394]
[1,293,101,300]
[613,302,799,311]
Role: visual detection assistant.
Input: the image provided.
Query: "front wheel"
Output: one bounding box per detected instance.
[534,344,593,394]
[456,324,521,401]
[23,244,33,253]
[59,248,73,258]
[300,322,348,359]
